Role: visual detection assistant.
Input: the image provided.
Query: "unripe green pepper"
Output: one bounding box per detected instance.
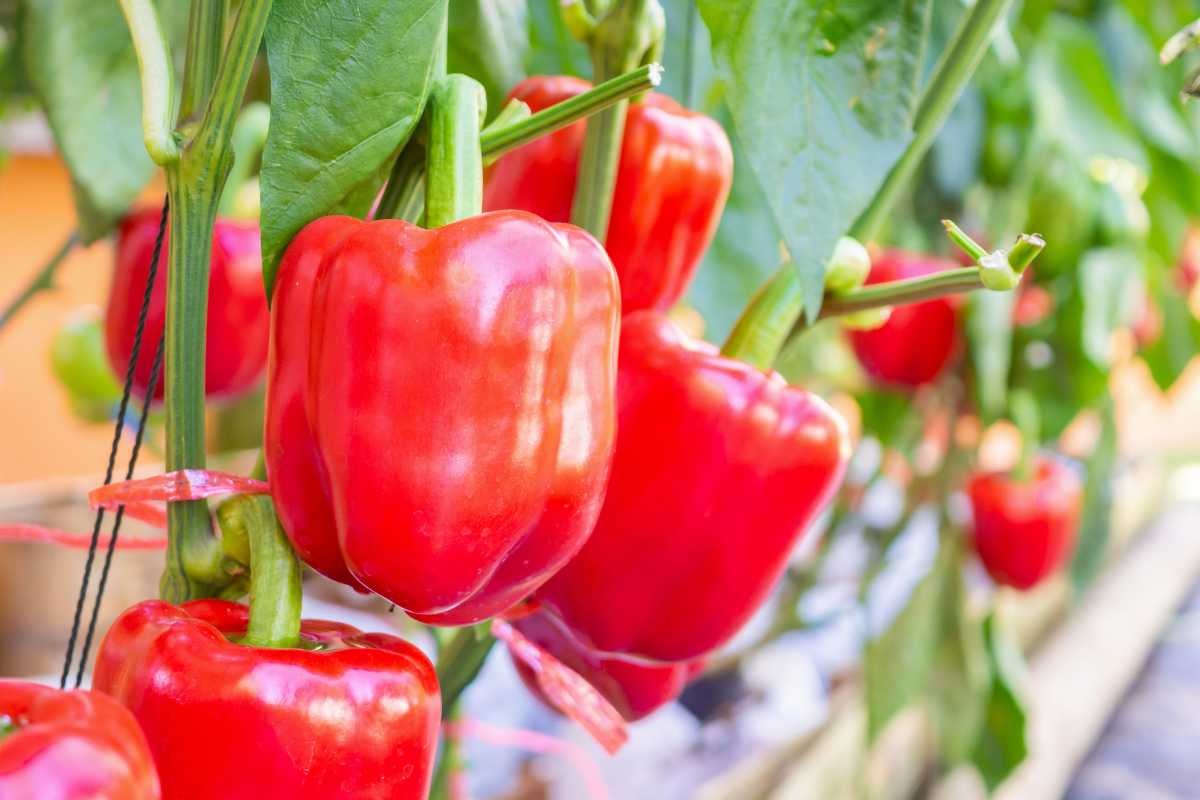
[51,309,122,423]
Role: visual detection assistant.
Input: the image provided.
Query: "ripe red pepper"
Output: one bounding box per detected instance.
[967,456,1083,590]
[266,211,620,624]
[533,311,849,663]
[484,76,733,314]
[106,209,269,400]
[510,612,703,722]
[0,680,160,800]
[93,599,440,800]
[848,250,961,388]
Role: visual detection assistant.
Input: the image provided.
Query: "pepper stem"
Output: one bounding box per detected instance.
[435,625,497,716]
[425,75,487,228]
[569,0,665,241]
[217,495,302,649]
[721,266,805,370]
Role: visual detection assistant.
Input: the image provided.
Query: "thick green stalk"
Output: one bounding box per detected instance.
[118,0,180,164]
[0,232,78,335]
[177,0,226,126]
[819,268,984,318]
[851,0,1014,242]
[161,0,275,602]
[425,75,486,228]
[376,139,428,223]
[569,0,664,240]
[429,706,462,800]
[217,495,302,648]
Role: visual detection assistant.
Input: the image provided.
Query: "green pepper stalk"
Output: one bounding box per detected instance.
[215,495,302,649]
[425,75,487,228]
[568,0,665,241]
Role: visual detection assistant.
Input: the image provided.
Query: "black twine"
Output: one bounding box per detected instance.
[60,196,169,688]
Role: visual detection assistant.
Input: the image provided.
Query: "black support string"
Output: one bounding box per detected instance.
[60,196,169,688]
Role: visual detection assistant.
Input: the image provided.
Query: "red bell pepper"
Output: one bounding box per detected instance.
[848,250,962,388]
[510,612,703,722]
[93,599,440,800]
[106,208,268,400]
[266,211,620,624]
[967,456,1083,590]
[484,76,733,314]
[0,680,160,800]
[533,311,849,663]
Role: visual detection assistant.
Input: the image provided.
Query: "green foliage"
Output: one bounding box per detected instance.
[966,289,1016,424]
[696,0,933,321]
[259,0,447,294]
[970,614,1029,790]
[22,0,182,242]
[526,0,589,78]
[447,0,528,115]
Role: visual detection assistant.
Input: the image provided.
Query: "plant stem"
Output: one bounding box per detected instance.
[217,495,302,648]
[721,265,804,369]
[429,705,462,800]
[0,232,78,335]
[118,0,180,164]
[481,64,661,159]
[569,0,664,241]
[161,0,275,602]
[821,268,985,318]
[850,0,1014,243]
[1009,389,1039,482]
[436,626,496,716]
[376,139,428,223]
[425,75,486,228]
[177,0,226,126]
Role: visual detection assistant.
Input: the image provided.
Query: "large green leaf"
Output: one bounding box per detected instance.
[447,0,527,115]
[22,0,179,242]
[260,0,447,293]
[971,613,1029,790]
[928,563,990,765]
[696,0,932,320]
[1070,396,1116,593]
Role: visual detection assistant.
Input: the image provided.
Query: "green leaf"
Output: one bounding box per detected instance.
[1070,395,1116,593]
[1142,288,1200,391]
[526,0,589,79]
[966,289,1016,425]
[971,613,1029,790]
[1078,246,1143,367]
[865,532,955,740]
[696,0,933,321]
[447,0,527,115]
[22,0,180,242]
[260,0,447,294]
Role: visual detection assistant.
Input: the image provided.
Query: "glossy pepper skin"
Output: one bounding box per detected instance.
[484,76,733,314]
[848,250,962,388]
[0,680,160,800]
[534,311,849,663]
[510,612,703,722]
[106,208,269,400]
[93,599,440,800]
[967,456,1083,590]
[266,211,620,624]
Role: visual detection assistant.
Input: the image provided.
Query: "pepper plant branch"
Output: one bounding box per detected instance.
[0,232,78,335]
[569,0,665,240]
[118,0,180,164]
[850,0,1015,243]
[161,0,275,602]
[217,496,302,649]
[177,0,226,126]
